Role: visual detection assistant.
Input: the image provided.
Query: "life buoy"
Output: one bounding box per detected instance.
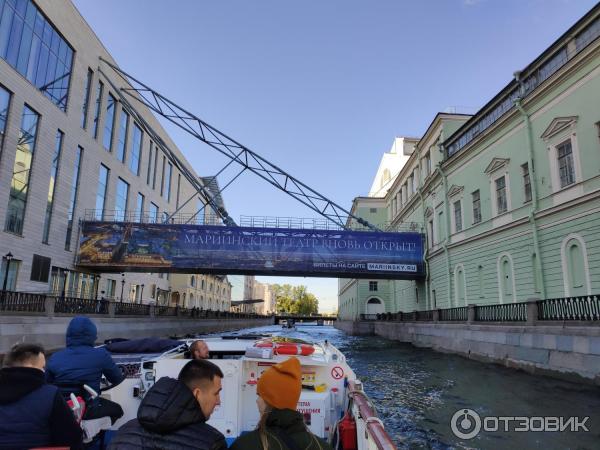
[255,339,315,356]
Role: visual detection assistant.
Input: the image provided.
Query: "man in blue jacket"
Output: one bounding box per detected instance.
[46,316,125,423]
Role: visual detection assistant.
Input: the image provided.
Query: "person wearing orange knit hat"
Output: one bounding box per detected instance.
[230,357,333,450]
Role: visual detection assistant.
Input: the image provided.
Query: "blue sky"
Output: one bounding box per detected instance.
[73,0,598,312]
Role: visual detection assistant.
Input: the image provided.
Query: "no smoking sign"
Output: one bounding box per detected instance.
[331,366,344,380]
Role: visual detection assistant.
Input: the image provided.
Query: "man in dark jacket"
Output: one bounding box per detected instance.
[0,343,83,449]
[46,316,124,423]
[108,359,227,450]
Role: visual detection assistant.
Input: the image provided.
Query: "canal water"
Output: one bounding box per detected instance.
[214,324,600,450]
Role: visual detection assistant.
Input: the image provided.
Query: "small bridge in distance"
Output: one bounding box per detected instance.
[274,314,337,325]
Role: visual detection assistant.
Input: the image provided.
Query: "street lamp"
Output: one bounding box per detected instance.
[2,252,13,291]
[120,273,125,302]
[140,284,145,304]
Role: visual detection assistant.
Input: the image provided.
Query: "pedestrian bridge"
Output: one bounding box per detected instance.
[76,218,425,280]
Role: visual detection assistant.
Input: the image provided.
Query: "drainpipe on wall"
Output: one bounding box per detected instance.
[415,143,430,309]
[436,157,453,309]
[514,71,546,299]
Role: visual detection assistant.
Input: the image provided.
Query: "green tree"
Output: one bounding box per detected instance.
[273,283,319,314]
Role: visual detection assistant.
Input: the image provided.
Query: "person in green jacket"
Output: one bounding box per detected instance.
[230,356,333,450]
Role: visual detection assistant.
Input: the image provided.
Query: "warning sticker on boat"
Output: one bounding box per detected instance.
[331,366,344,380]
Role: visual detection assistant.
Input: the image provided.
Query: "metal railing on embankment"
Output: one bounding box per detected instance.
[361,294,600,325]
[0,290,269,320]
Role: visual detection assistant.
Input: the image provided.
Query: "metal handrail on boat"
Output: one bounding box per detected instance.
[347,380,397,450]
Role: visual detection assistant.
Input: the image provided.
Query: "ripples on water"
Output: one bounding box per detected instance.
[214,324,600,450]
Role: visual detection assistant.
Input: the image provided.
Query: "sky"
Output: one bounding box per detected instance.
[72,0,598,312]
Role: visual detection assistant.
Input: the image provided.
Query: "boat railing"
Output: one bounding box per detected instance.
[366,294,600,325]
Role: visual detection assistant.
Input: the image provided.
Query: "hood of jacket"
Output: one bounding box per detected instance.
[266,408,306,432]
[66,316,97,347]
[0,367,46,404]
[138,377,206,433]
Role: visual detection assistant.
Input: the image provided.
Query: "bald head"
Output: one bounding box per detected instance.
[190,340,209,360]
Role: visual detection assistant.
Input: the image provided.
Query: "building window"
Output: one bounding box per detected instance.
[472,190,481,224]
[160,155,166,196]
[495,176,507,214]
[190,276,195,287]
[497,254,515,303]
[423,152,431,178]
[0,257,19,290]
[164,162,172,201]
[5,105,39,235]
[162,212,169,223]
[146,141,153,185]
[95,165,109,220]
[437,210,445,243]
[369,281,378,291]
[129,123,142,175]
[30,254,50,283]
[103,93,116,151]
[92,81,103,139]
[0,86,10,155]
[65,146,83,250]
[135,193,144,222]
[522,163,532,203]
[115,178,129,222]
[0,0,74,110]
[427,219,434,248]
[557,140,575,188]
[42,130,63,243]
[149,202,158,223]
[152,148,159,190]
[561,235,590,297]
[369,207,376,213]
[116,110,129,163]
[81,68,93,128]
[453,200,462,232]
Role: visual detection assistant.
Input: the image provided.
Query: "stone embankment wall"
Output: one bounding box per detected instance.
[0,315,273,355]
[335,320,600,385]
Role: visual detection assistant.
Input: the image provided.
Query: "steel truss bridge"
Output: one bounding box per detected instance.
[77,61,425,280]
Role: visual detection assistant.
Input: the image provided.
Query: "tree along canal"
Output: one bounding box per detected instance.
[214,324,600,450]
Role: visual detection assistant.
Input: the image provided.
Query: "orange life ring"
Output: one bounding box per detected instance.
[254,339,315,356]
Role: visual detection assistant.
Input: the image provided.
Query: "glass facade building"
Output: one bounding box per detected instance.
[0,0,73,110]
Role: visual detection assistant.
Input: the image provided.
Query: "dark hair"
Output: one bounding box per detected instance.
[178,359,223,390]
[3,343,45,368]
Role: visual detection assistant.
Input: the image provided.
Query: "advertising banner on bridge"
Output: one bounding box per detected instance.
[78,222,424,279]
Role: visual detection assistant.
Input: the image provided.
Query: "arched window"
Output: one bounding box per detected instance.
[561,234,590,296]
[497,253,516,303]
[365,297,384,315]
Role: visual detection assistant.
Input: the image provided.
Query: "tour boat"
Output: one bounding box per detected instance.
[101,335,397,449]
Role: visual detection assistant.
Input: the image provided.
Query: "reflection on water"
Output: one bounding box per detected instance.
[213,324,600,450]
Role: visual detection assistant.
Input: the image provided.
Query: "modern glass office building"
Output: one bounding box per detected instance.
[0,0,226,308]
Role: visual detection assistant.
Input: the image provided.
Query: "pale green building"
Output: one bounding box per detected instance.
[339,5,600,318]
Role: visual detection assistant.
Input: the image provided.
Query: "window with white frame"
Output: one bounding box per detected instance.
[557,140,575,188]
[541,117,581,194]
[368,281,378,291]
[522,163,532,203]
[423,152,431,178]
[453,200,462,232]
[472,190,481,224]
[427,219,434,248]
[495,176,507,214]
